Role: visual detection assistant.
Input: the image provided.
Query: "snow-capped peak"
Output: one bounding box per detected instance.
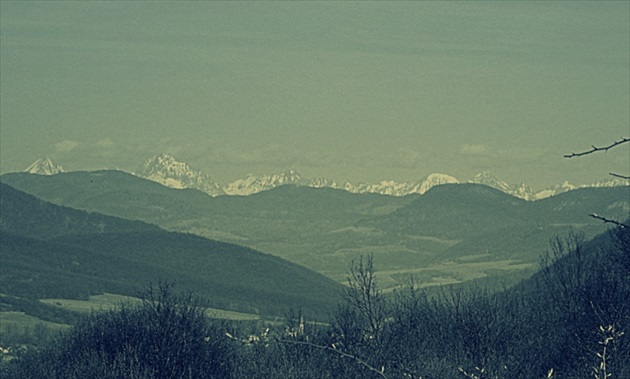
[138,153,186,178]
[135,153,224,196]
[24,158,64,175]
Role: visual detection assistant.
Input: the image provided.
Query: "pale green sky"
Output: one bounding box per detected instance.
[1,1,628,188]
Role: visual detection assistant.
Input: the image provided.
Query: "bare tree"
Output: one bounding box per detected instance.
[539,231,589,314]
[341,254,389,346]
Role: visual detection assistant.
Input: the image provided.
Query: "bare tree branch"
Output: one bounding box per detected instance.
[564,137,630,158]
[225,332,390,379]
[609,172,630,180]
[590,214,629,229]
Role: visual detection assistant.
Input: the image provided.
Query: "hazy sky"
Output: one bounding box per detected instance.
[1,1,628,189]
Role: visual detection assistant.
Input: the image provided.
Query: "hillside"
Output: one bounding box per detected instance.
[0,184,343,320]
[0,170,216,223]
[361,183,531,240]
[0,183,161,239]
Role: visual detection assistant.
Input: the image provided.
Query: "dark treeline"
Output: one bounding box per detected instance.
[1,226,629,379]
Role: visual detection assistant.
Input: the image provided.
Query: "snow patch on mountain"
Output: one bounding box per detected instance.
[467,172,594,200]
[350,180,422,196]
[308,177,342,189]
[469,172,512,193]
[224,169,307,196]
[534,181,576,200]
[24,158,64,175]
[468,171,540,200]
[418,173,460,194]
[511,182,537,201]
[337,173,459,196]
[590,177,630,188]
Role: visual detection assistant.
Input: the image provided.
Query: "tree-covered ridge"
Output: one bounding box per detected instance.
[0,183,161,239]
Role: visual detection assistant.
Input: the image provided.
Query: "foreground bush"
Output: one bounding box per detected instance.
[1,283,234,379]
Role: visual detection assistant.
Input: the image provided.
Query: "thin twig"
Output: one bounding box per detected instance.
[564,137,630,158]
[276,339,390,379]
[590,214,629,229]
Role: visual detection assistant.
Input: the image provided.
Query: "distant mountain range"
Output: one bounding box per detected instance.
[3,168,628,293]
[23,154,629,200]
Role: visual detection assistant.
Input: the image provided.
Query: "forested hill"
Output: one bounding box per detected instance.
[361,183,630,239]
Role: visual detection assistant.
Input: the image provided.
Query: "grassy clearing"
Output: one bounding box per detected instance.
[204,308,260,321]
[326,226,384,235]
[456,253,492,262]
[377,259,537,291]
[0,311,69,332]
[334,244,419,255]
[406,235,460,246]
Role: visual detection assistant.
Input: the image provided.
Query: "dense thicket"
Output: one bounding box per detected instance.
[2,227,628,379]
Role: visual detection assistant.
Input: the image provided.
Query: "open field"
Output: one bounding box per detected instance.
[0,311,70,351]
[251,236,539,291]
[39,293,261,321]
[40,293,142,313]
